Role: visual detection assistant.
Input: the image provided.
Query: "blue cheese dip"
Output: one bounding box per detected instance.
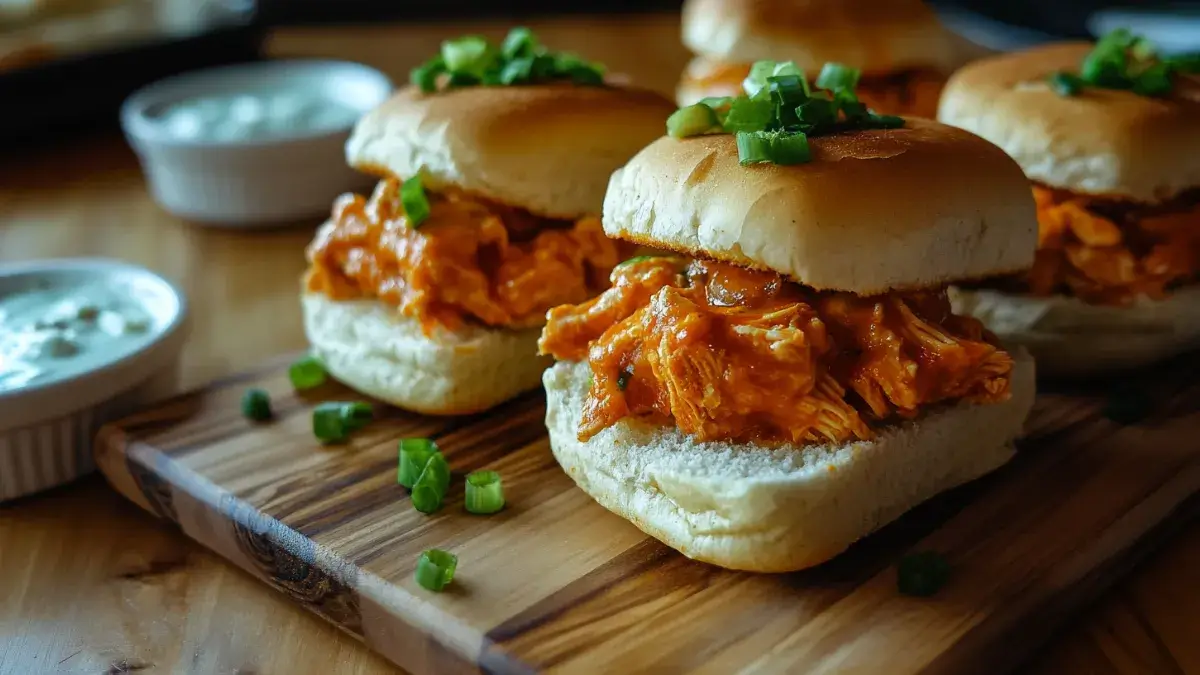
[155,90,364,143]
[0,279,160,393]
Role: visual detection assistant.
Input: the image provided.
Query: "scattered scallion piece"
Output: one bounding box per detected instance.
[400,175,431,228]
[241,389,272,422]
[415,549,458,592]
[341,402,373,431]
[412,452,451,513]
[288,355,327,391]
[464,470,505,515]
[398,438,439,489]
[313,402,348,444]
[897,551,951,597]
[312,401,373,444]
[670,59,905,166]
[409,27,606,93]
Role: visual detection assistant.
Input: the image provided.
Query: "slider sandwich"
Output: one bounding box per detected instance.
[676,0,968,117]
[303,29,676,414]
[939,32,1200,375]
[538,63,1039,572]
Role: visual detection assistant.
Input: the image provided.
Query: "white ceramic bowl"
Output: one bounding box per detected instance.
[120,59,393,227]
[0,259,188,502]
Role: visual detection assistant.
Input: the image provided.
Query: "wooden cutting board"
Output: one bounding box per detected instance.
[93,352,1200,675]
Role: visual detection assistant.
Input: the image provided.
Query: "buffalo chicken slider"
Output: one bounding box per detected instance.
[537,68,1039,572]
[939,33,1200,374]
[302,29,676,415]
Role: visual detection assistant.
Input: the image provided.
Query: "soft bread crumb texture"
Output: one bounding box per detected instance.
[302,293,548,415]
[602,124,1038,294]
[543,350,1035,572]
[938,43,1200,203]
[950,285,1200,376]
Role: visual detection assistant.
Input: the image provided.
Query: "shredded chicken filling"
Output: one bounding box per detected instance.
[305,178,627,333]
[539,258,1013,445]
[680,59,945,117]
[1012,185,1200,305]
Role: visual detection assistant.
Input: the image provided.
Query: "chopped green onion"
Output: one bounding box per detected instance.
[742,60,780,98]
[736,130,773,165]
[398,438,439,489]
[736,130,811,166]
[723,97,774,133]
[501,26,538,59]
[697,96,734,109]
[341,402,373,431]
[288,355,327,391]
[313,402,349,444]
[464,470,505,515]
[815,62,861,93]
[410,56,447,93]
[500,57,534,85]
[1048,71,1084,96]
[865,113,905,129]
[767,131,812,165]
[1133,62,1173,96]
[795,97,838,128]
[897,551,951,597]
[241,389,272,422]
[666,104,720,138]
[400,175,431,228]
[412,452,451,514]
[442,35,491,73]
[415,549,457,592]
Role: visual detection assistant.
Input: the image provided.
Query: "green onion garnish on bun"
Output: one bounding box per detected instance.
[410,27,606,94]
[666,60,909,166]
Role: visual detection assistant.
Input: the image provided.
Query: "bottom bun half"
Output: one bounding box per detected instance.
[543,350,1036,573]
[950,286,1200,377]
[302,293,549,415]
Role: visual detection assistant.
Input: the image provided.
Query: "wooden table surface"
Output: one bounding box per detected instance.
[1,17,1197,675]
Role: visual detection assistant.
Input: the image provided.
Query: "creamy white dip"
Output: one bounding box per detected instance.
[155,90,363,143]
[0,280,158,393]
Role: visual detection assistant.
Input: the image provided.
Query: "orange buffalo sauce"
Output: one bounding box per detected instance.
[305,178,627,333]
[679,59,946,117]
[539,258,1013,445]
[1023,185,1200,305]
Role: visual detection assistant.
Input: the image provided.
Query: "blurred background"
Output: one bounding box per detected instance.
[1,0,1198,146]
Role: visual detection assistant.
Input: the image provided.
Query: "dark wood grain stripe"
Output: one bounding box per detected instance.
[921,475,1199,675]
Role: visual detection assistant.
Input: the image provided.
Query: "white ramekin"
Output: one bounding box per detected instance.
[0,259,188,502]
[120,59,393,227]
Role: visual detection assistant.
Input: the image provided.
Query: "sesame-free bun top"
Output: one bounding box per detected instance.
[938,43,1200,203]
[681,0,962,74]
[603,118,1037,295]
[345,84,676,219]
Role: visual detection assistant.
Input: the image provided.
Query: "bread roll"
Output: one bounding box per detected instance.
[543,350,1036,572]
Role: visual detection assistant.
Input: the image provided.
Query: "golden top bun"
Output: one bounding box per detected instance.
[938,43,1200,203]
[603,119,1038,294]
[346,84,677,219]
